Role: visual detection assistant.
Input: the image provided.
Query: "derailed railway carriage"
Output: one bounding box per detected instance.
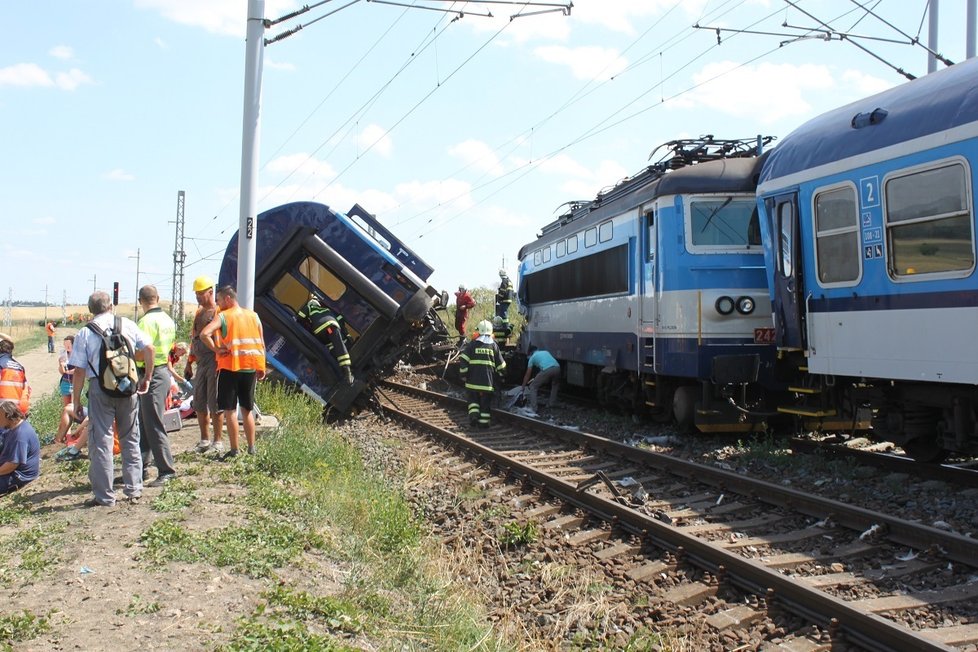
[517,138,777,431]
[757,57,978,461]
[219,201,449,416]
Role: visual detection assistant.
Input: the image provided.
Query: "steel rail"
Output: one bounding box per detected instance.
[788,437,978,488]
[379,386,955,652]
[383,381,978,567]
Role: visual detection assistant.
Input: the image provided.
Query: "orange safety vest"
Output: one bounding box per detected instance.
[215,306,266,372]
[45,322,55,336]
[0,355,31,415]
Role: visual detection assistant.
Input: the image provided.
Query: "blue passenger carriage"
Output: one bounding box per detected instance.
[757,58,978,460]
[518,138,776,431]
[219,201,449,415]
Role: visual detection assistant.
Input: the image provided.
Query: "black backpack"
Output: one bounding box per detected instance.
[86,316,139,397]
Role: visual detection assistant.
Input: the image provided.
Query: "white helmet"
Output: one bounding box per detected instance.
[477,320,493,336]
[499,269,508,278]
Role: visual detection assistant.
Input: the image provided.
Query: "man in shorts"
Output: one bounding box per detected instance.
[184,276,224,454]
[199,286,265,459]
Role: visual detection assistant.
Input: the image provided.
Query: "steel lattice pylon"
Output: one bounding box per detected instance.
[171,190,186,322]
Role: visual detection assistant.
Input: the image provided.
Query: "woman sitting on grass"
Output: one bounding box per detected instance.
[0,400,40,494]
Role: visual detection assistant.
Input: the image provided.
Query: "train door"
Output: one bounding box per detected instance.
[766,193,806,350]
[639,205,657,374]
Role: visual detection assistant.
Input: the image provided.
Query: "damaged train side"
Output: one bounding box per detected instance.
[219,201,451,416]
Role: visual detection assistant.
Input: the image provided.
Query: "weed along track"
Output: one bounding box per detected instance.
[377,379,978,650]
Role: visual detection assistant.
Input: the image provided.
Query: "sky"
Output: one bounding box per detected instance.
[2,0,973,308]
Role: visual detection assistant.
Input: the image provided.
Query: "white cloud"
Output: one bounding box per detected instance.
[533,45,627,81]
[54,68,92,91]
[0,63,54,88]
[0,63,92,90]
[34,216,56,225]
[265,57,296,72]
[135,0,298,37]
[358,124,392,158]
[841,69,894,96]
[672,61,835,124]
[266,153,335,180]
[536,153,592,178]
[49,45,74,60]
[395,179,474,211]
[103,169,135,181]
[448,139,504,176]
[154,37,168,49]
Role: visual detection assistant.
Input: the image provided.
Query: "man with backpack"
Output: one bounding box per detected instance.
[69,290,154,507]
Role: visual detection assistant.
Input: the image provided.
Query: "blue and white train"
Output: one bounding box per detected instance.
[757,56,978,461]
[517,138,778,431]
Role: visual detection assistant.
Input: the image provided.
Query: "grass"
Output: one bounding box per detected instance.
[117,594,162,616]
[133,380,514,649]
[8,521,67,576]
[0,610,50,650]
[27,392,66,446]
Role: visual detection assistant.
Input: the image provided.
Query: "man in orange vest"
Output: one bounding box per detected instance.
[199,286,266,459]
[0,333,30,418]
[45,321,56,354]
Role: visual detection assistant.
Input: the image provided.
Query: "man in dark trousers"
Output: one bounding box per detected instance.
[297,298,354,385]
[458,320,506,428]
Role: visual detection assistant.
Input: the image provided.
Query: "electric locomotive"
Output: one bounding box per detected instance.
[517,137,777,431]
[219,201,450,416]
[757,57,978,461]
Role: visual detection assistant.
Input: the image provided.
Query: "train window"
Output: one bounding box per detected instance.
[567,234,579,254]
[814,186,860,284]
[585,228,597,247]
[271,273,314,312]
[645,209,655,261]
[556,240,566,258]
[534,250,542,266]
[687,196,759,252]
[778,202,794,277]
[885,162,974,278]
[298,257,346,300]
[522,245,628,303]
[598,220,613,243]
[542,246,552,263]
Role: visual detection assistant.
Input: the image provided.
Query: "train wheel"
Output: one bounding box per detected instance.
[903,437,948,464]
[673,386,697,433]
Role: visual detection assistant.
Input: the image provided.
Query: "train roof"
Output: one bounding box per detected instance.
[760,57,978,188]
[520,155,764,257]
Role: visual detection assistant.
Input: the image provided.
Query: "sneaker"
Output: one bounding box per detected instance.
[247,446,256,456]
[193,440,211,453]
[210,441,226,454]
[55,446,80,462]
[126,494,142,505]
[83,497,116,508]
[220,449,239,462]
[149,474,176,488]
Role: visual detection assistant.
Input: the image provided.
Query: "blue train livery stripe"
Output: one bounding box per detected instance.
[809,288,978,313]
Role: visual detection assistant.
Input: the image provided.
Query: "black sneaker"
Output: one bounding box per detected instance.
[149,474,176,488]
[220,449,240,462]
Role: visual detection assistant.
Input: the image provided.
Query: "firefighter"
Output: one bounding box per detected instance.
[297,298,354,385]
[492,316,511,344]
[495,270,513,321]
[458,320,506,428]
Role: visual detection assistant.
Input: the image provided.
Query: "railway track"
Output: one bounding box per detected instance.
[377,379,978,651]
[787,437,978,489]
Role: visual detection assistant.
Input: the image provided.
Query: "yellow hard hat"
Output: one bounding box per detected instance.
[193,276,215,293]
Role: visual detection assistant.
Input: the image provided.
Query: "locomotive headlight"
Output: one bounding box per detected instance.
[735,295,755,315]
[715,296,735,315]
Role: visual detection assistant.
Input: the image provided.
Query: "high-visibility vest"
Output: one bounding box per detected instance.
[137,307,176,367]
[215,306,266,372]
[0,354,31,415]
